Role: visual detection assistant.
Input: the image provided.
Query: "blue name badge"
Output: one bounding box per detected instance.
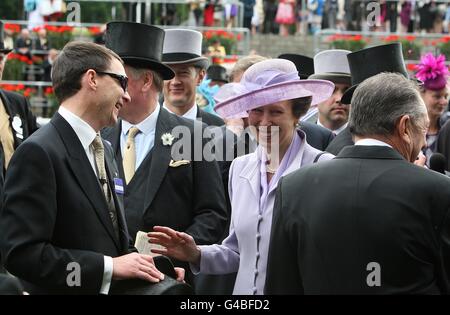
[114,178,124,195]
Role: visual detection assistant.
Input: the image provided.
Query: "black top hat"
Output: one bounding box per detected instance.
[341,43,408,104]
[109,256,193,295]
[0,22,12,54]
[105,22,175,80]
[207,65,228,83]
[278,53,315,79]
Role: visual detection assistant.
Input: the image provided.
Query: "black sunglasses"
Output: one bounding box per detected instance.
[96,71,128,92]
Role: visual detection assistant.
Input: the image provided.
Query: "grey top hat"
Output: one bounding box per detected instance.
[162,29,209,69]
[0,21,12,54]
[309,49,351,85]
[105,22,175,80]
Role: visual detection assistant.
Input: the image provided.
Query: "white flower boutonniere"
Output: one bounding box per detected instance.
[161,133,175,146]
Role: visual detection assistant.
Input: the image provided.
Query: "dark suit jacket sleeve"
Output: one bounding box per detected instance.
[0,141,104,293]
[23,96,38,133]
[437,120,450,171]
[184,131,228,245]
[265,178,304,295]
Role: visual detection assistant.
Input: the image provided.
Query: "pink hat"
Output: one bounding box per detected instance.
[214,59,334,118]
[416,53,449,91]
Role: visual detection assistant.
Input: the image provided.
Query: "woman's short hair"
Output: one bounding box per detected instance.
[291,96,312,119]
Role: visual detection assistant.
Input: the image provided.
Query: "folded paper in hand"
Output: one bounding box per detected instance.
[135,231,165,257]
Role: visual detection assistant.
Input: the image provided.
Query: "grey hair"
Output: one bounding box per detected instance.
[349,72,427,137]
[127,66,164,93]
[230,55,267,82]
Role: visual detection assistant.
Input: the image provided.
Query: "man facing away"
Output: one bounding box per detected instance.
[266,72,450,294]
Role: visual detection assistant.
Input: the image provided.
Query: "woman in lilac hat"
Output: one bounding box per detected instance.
[148,59,334,295]
[415,53,449,162]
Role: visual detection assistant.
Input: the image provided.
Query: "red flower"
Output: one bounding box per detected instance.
[44,87,54,95]
[88,26,101,35]
[384,35,400,42]
[404,35,416,42]
[406,63,418,71]
[4,23,21,34]
[441,36,450,43]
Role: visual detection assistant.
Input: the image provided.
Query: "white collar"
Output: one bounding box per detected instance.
[333,122,348,135]
[354,138,392,148]
[317,120,348,135]
[58,106,97,150]
[121,105,160,136]
[163,102,197,121]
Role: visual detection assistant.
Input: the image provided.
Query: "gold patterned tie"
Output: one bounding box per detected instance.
[91,133,109,201]
[122,126,140,184]
[0,98,14,169]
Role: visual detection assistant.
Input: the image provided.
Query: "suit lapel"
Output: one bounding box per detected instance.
[142,108,173,211]
[104,146,128,251]
[102,122,125,181]
[239,148,261,200]
[0,90,22,148]
[52,113,121,249]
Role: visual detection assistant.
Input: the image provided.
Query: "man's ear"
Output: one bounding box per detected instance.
[397,115,411,145]
[196,68,206,85]
[85,69,97,91]
[142,71,153,92]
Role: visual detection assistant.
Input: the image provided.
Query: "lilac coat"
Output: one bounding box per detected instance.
[193,130,334,294]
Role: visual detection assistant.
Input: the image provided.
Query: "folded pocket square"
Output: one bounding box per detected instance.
[169,159,191,167]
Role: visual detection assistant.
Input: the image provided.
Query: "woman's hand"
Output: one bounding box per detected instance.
[148,226,201,265]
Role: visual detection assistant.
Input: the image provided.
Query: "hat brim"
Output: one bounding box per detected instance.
[341,84,357,105]
[308,73,351,85]
[121,56,175,80]
[163,56,210,69]
[342,76,417,105]
[0,48,12,54]
[214,79,335,119]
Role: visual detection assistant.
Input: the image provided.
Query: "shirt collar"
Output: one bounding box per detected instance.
[121,105,160,136]
[317,120,348,135]
[354,138,392,148]
[163,102,198,121]
[58,106,97,150]
[334,122,348,135]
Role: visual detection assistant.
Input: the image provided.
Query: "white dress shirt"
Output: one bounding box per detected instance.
[163,102,198,121]
[121,105,160,170]
[354,138,392,147]
[317,120,348,135]
[58,106,113,295]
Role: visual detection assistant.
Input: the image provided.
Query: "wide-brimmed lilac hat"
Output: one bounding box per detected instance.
[214,59,334,118]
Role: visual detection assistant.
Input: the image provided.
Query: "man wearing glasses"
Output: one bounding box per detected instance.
[0,41,169,294]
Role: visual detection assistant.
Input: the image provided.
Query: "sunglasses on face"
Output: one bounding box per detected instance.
[96,71,128,93]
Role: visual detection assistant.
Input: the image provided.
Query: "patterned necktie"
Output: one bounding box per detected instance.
[122,126,140,184]
[0,98,14,170]
[91,133,109,201]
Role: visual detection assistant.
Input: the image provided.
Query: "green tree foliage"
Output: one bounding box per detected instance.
[0,0,24,20]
